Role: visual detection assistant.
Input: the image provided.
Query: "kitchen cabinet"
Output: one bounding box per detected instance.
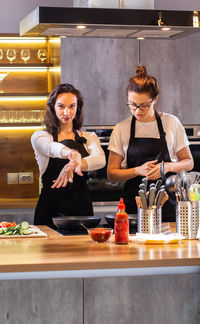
[0,37,50,125]
[61,37,139,125]
[140,32,200,124]
[0,224,199,324]
[0,36,60,199]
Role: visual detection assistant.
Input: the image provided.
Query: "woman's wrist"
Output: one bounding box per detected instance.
[68,149,77,160]
[69,149,81,161]
[133,166,140,177]
[61,148,80,160]
[61,147,73,159]
[164,162,171,173]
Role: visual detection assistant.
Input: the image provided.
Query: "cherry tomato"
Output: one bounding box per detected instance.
[0,221,17,228]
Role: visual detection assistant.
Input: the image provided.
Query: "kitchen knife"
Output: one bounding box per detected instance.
[139,183,146,192]
[155,179,162,193]
[148,187,156,208]
[149,183,156,189]
[138,189,148,209]
[142,177,148,193]
[156,189,165,208]
[160,185,165,191]
[154,181,163,203]
[195,175,200,184]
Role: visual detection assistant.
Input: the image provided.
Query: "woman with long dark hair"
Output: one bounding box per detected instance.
[31,83,105,228]
[107,66,193,221]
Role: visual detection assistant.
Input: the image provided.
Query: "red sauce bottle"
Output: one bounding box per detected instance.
[114,198,129,244]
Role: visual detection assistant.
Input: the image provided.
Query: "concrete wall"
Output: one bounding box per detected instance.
[61,32,200,125]
[154,0,200,10]
[0,0,73,34]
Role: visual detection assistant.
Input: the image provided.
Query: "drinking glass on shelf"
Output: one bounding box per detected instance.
[7,110,14,123]
[37,49,47,63]
[0,72,9,93]
[21,49,30,64]
[22,111,30,123]
[31,110,45,123]
[0,49,3,60]
[0,111,8,123]
[7,49,16,64]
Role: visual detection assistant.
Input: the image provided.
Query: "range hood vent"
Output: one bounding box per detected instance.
[20,6,200,39]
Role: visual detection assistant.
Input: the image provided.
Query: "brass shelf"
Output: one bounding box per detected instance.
[0,63,52,67]
[0,123,43,127]
[0,93,49,96]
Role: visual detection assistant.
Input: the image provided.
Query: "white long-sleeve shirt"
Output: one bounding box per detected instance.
[31,130,106,176]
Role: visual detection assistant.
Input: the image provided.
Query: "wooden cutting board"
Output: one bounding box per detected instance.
[0,225,48,238]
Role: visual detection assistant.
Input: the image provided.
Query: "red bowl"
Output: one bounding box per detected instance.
[87,228,113,243]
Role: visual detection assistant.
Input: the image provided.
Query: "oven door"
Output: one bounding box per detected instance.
[189,142,200,172]
[87,143,124,203]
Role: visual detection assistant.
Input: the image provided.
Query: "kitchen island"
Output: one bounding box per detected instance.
[0,225,199,324]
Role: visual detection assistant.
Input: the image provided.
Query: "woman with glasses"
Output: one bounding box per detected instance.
[107,65,193,221]
[31,83,106,228]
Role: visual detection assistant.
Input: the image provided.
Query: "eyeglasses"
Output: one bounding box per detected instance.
[127,98,154,112]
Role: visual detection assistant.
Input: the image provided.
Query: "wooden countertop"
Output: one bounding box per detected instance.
[0,224,199,273]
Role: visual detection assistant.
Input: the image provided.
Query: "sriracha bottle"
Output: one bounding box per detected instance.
[114,198,129,244]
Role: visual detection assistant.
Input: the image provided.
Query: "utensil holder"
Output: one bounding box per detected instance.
[176,201,200,239]
[137,208,162,234]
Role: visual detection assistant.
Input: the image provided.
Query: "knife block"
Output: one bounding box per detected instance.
[176,201,200,239]
[137,207,162,234]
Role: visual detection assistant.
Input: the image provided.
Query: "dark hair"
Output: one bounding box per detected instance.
[127,65,159,99]
[44,83,84,137]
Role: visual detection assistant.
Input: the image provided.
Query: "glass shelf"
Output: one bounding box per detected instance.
[0,63,52,72]
[0,109,46,124]
[0,63,52,67]
[0,93,49,96]
[0,93,49,101]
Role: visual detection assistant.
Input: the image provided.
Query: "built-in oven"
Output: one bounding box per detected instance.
[184,125,200,172]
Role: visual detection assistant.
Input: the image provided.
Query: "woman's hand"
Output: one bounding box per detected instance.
[51,150,83,188]
[145,162,162,180]
[69,150,83,176]
[146,161,170,180]
[136,160,158,177]
[51,162,75,188]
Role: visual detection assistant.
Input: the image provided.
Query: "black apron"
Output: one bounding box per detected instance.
[123,110,176,222]
[34,130,93,228]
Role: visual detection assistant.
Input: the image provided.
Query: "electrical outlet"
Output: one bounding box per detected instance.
[18,172,34,184]
[7,173,19,184]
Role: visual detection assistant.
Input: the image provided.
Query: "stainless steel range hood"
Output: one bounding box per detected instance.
[20,6,200,39]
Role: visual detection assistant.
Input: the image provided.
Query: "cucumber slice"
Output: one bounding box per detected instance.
[0,228,4,235]
[20,221,29,230]
[4,231,13,235]
[22,229,33,235]
[13,229,20,235]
